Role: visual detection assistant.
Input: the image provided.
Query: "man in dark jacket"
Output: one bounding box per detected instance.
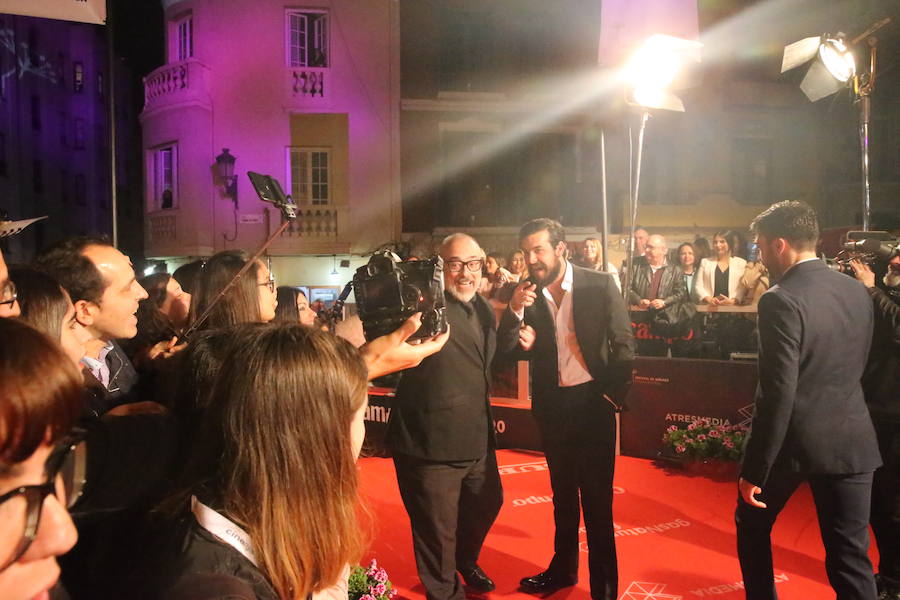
[737,201,882,600]
[37,236,148,416]
[498,219,634,600]
[628,234,688,356]
[852,253,900,600]
[388,233,502,600]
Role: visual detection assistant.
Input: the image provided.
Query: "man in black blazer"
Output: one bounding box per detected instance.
[388,233,502,600]
[497,219,635,600]
[736,201,882,600]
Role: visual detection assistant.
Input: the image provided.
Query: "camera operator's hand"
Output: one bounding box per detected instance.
[361,313,450,380]
[509,281,537,313]
[849,259,876,289]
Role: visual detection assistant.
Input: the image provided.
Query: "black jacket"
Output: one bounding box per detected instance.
[388,292,497,461]
[82,341,140,417]
[740,260,882,486]
[862,286,900,423]
[144,515,278,600]
[497,265,635,416]
[627,262,687,307]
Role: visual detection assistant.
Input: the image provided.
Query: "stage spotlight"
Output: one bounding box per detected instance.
[781,17,892,230]
[781,35,856,102]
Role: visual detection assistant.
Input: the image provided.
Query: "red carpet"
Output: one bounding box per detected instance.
[359,450,880,600]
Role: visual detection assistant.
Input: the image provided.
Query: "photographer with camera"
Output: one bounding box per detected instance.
[851,253,900,600]
[387,233,502,600]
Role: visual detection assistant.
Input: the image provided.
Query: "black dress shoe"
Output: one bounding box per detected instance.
[459,565,496,592]
[519,570,577,593]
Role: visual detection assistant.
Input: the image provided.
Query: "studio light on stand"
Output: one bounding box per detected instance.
[620,34,701,297]
[781,17,892,230]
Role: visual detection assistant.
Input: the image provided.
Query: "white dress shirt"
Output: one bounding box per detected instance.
[513,260,593,387]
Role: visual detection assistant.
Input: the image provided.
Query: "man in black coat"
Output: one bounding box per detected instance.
[497,219,634,600]
[36,236,148,416]
[736,201,882,600]
[388,233,502,600]
[628,234,688,356]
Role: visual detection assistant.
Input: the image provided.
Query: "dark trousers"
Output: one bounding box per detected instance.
[393,451,503,600]
[872,421,900,588]
[534,382,618,600]
[735,470,876,600]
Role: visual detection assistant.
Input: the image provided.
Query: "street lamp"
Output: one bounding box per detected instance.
[215,148,238,207]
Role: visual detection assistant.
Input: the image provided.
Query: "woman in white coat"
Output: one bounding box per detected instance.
[694,231,747,305]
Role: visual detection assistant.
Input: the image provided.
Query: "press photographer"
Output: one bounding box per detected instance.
[851,249,900,600]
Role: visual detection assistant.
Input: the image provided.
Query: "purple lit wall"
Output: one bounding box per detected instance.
[0,12,137,262]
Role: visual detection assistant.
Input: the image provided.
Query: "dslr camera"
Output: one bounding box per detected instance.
[825,232,899,275]
[353,251,448,342]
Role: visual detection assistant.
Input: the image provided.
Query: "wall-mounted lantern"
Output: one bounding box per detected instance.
[215,148,238,207]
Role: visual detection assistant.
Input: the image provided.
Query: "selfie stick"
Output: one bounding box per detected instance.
[179,173,298,342]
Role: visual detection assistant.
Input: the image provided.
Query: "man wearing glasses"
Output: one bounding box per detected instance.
[387,233,503,600]
[0,246,21,318]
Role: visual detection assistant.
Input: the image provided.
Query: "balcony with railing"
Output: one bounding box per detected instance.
[265,204,349,254]
[142,59,212,114]
[280,205,345,237]
[288,67,328,100]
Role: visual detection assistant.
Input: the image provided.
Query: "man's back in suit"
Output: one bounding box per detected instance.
[736,201,880,600]
[742,260,880,483]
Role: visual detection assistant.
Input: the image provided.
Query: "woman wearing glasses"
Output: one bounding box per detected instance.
[0,318,84,600]
[188,250,278,333]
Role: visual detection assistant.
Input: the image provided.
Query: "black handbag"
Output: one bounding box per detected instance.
[648,300,696,338]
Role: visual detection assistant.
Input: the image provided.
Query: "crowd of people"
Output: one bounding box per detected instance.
[0,200,897,600]
[476,228,765,358]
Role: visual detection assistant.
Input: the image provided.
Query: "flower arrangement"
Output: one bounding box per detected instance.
[349,559,397,600]
[662,419,749,462]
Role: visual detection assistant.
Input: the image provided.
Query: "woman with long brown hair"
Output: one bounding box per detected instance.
[188,251,277,332]
[0,319,84,600]
[154,323,368,600]
[274,286,317,327]
[9,267,93,368]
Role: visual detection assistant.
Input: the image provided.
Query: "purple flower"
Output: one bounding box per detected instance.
[709,430,720,438]
[676,445,686,453]
[687,422,696,431]
[374,568,389,583]
[667,425,678,432]
[724,439,734,448]
[373,583,387,596]
[361,595,377,600]
[697,434,707,442]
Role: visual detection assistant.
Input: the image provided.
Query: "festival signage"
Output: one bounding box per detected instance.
[619,357,757,459]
